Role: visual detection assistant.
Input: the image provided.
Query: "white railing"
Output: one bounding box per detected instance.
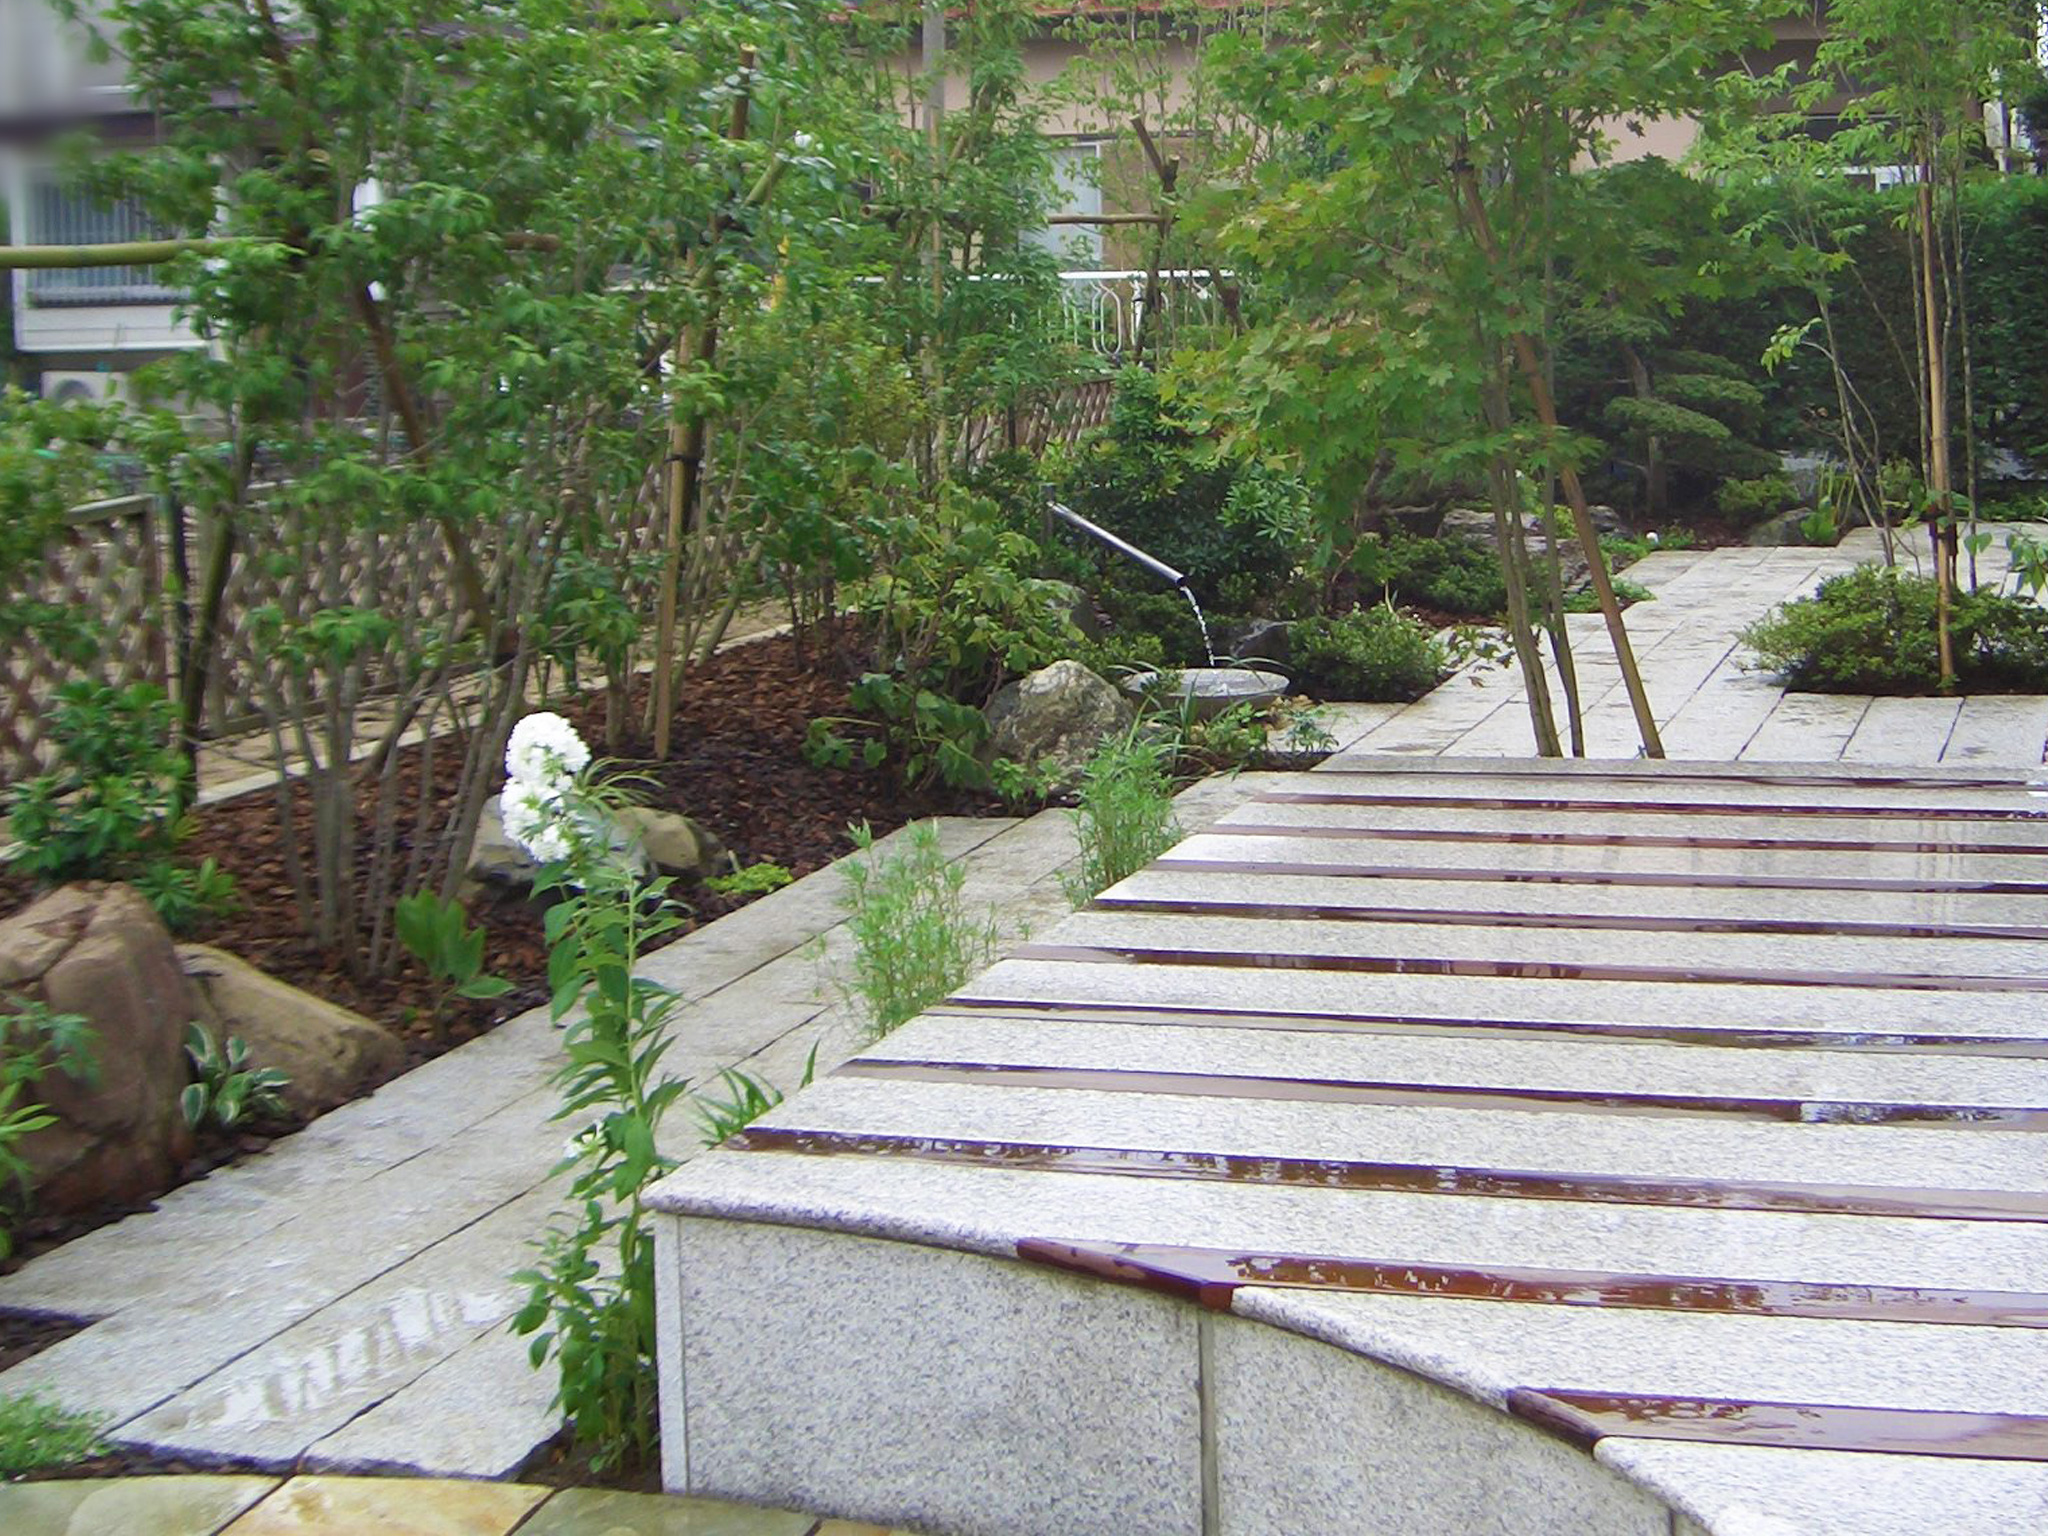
[1056,269,1231,359]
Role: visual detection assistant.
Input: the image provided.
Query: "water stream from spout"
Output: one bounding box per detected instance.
[1182,586,1217,667]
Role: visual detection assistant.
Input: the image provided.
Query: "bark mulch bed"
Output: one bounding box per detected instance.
[0,625,992,1269]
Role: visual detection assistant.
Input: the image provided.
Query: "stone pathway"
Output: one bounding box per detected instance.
[4,531,2039,1519]
[0,1472,908,1535]
[652,757,2048,1536]
[1316,526,2048,766]
[0,777,1270,1479]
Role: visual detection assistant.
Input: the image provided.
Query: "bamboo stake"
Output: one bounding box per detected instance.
[651,48,757,760]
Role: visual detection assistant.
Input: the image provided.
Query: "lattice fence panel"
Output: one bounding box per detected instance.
[197,502,459,736]
[958,375,1117,470]
[0,496,167,782]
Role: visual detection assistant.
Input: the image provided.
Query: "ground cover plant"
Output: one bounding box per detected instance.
[0,1390,106,1477]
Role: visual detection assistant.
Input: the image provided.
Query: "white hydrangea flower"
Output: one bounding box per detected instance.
[501,778,574,864]
[505,711,591,789]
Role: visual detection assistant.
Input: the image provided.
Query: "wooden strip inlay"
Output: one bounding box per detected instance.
[1308,768,2027,793]
[1216,820,2048,858]
[724,1127,2048,1223]
[1254,788,2048,823]
[840,1059,2048,1130]
[1016,1238,2048,1329]
[1154,855,2048,898]
[1090,895,2048,945]
[935,999,2048,1059]
[1009,942,2048,995]
[1509,1389,2048,1462]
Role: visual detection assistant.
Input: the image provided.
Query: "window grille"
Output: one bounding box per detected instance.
[24,178,181,306]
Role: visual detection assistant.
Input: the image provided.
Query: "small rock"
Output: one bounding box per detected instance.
[984,659,1134,786]
[1040,580,1102,640]
[468,793,651,889]
[176,944,404,1117]
[1746,509,1811,547]
[615,806,727,878]
[468,794,541,887]
[1225,618,1293,670]
[0,884,195,1213]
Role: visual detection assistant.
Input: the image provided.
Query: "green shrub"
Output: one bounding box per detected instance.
[1600,528,1695,572]
[1097,588,1238,669]
[1717,473,1799,525]
[1741,565,2048,694]
[1290,606,1447,701]
[4,681,237,932]
[1356,533,1509,617]
[1060,369,1299,594]
[1062,735,1184,905]
[6,682,185,883]
[810,486,1082,790]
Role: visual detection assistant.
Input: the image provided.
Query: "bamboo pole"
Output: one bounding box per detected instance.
[0,232,559,269]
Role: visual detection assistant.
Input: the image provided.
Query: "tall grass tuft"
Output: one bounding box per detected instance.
[0,1390,106,1476]
[1062,734,1183,905]
[839,821,1000,1040]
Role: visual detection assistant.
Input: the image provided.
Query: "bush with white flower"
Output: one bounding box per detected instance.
[503,710,689,1472]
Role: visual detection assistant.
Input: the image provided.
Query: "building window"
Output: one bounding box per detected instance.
[24,178,180,307]
[1025,140,1104,269]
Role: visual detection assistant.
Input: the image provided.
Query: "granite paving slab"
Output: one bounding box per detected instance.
[649,759,2048,1535]
[0,1475,280,1536]
[0,1476,903,1536]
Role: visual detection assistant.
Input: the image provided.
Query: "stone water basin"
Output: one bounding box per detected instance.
[1123,665,1289,720]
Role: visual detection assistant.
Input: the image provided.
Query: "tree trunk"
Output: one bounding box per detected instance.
[1452,162,1662,757]
[1917,170,1955,688]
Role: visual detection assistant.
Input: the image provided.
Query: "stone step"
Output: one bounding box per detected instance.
[647,760,2048,1536]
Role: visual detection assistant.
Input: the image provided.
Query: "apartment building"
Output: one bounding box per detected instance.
[0,0,1851,391]
[0,0,192,397]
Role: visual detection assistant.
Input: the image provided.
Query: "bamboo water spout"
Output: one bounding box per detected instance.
[1047,500,1216,665]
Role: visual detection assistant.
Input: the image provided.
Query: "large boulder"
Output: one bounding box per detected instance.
[984,660,1134,786]
[177,944,403,1117]
[1438,507,1591,593]
[0,884,195,1213]
[1746,509,1812,547]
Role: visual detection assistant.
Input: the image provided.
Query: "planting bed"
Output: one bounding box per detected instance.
[0,626,991,1266]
